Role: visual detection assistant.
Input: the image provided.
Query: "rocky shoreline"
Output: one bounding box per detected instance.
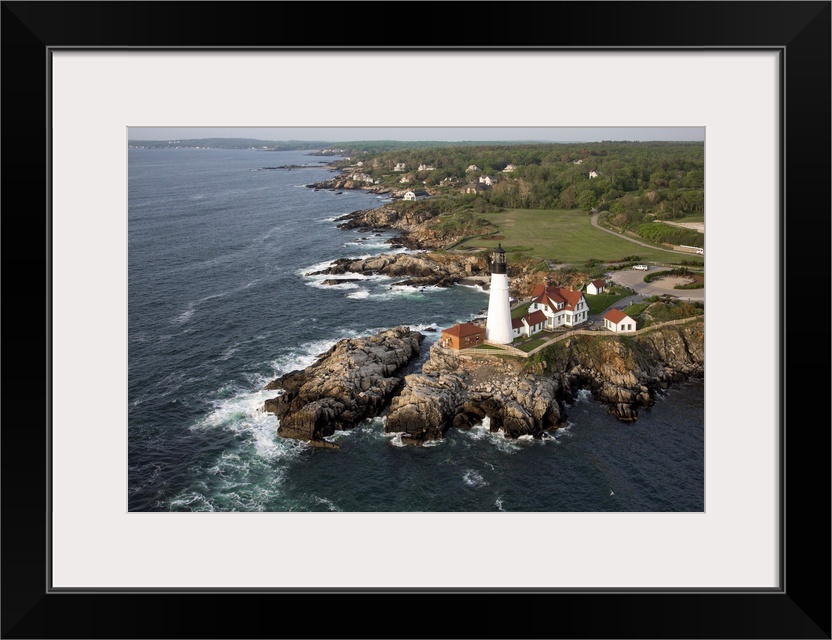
[263,327,423,448]
[263,321,703,448]
[306,252,488,288]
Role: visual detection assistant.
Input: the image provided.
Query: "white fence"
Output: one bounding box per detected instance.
[457,315,703,358]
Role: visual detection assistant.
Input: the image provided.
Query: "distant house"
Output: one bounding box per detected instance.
[586,279,607,295]
[462,182,490,194]
[403,190,429,201]
[350,172,375,184]
[399,175,412,184]
[603,308,636,333]
[589,170,599,179]
[502,164,517,173]
[355,160,364,167]
[417,164,436,171]
[441,323,486,350]
[478,175,494,186]
[573,159,584,165]
[527,285,590,328]
[440,177,460,187]
[394,162,407,172]
[466,164,480,172]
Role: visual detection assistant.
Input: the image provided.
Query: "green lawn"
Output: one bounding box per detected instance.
[511,302,531,319]
[585,289,632,315]
[624,303,650,318]
[455,208,682,263]
[516,337,548,352]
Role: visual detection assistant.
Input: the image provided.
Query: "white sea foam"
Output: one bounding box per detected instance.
[167,491,216,512]
[307,280,360,290]
[347,288,370,299]
[462,469,488,488]
[386,432,406,448]
[175,305,195,323]
[495,497,506,512]
[312,496,342,512]
[575,389,593,403]
[461,417,522,452]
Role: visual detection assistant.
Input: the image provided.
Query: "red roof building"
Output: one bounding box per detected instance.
[603,308,636,333]
[441,322,486,350]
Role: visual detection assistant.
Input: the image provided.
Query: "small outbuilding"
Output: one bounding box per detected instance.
[603,308,636,333]
[586,279,607,295]
[441,323,486,350]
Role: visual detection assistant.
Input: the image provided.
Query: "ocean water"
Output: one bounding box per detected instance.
[128,149,704,512]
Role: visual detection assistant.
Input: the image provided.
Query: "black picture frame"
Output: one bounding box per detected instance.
[2,2,829,638]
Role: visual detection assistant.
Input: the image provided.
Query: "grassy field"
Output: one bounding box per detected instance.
[454,209,682,263]
[585,289,632,315]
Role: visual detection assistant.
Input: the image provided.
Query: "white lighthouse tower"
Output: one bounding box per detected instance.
[485,244,513,344]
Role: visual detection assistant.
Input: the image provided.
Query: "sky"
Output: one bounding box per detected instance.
[127,127,704,143]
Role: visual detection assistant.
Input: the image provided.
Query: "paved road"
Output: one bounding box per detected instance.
[590,213,700,257]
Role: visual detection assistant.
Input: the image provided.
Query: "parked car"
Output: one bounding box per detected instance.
[632,264,649,271]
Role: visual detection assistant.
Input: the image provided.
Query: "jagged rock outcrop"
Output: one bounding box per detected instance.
[386,343,562,444]
[263,327,424,446]
[306,178,392,194]
[336,206,455,249]
[307,252,488,288]
[528,320,704,421]
[386,320,704,444]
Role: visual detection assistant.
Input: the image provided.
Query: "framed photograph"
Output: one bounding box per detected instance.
[3,2,829,638]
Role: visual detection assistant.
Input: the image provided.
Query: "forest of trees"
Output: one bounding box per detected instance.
[338,141,705,247]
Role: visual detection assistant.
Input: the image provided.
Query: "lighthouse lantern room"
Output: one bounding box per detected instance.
[485,244,513,344]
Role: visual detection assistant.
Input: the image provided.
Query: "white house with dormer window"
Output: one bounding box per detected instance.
[403,190,429,201]
[418,164,436,172]
[394,162,407,172]
[479,176,494,186]
[527,284,590,328]
[603,308,636,333]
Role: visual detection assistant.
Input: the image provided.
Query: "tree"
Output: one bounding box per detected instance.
[578,190,598,211]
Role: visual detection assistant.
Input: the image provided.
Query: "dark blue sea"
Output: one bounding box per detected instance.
[128,148,704,512]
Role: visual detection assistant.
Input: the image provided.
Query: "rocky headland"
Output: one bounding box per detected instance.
[264,320,703,448]
[385,320,703,444]
[335,206,461,250]
[263,327,423,448]
[306,252,488,288]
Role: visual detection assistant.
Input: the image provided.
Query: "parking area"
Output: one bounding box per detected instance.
[608,266,705,302]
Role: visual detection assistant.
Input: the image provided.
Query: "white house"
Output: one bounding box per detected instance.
[573,159,584,165]
[589,170,599,179]
[586,278,607,295]
[350,172,374,183]
[503,164,517,173]
[403,190,429,201]
[478,175,494,186]
[603,308,636,333]
[527,284,590,328]
[417,164,436,171]
[466,164,480,172]
[394,162,407,172]
[399,175,412,184]
[356,160,364,167]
